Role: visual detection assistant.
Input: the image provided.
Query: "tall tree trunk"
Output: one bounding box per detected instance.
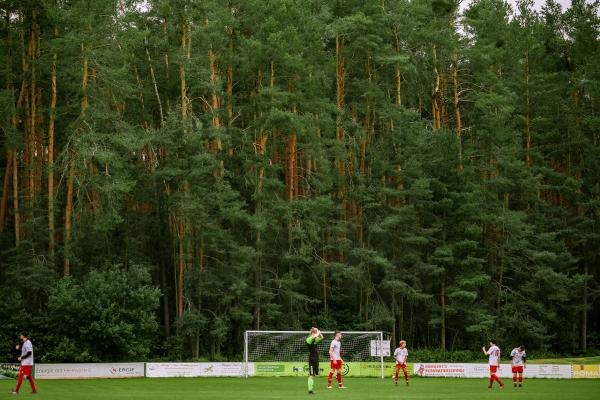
[431,45,448,130]
[0,153,12,232]
[64,47,89,275]
[8,77,26,244]
[581,264,588,352]
[48,46,57,256]
[208,45,224,175]
[524,50,532,167]
[335,35,346,186]
[175,19,192,318]
[286,133,297,201]
[440,280,446,350]
[335,35,347,262]
[11,150,19,244]
[8,70,27,244]
[451,52,462,169]
[63,155,76,275]
[393,31,401,106]
[252,62,273,328]
[145,38,164,127]
[323,261,328,314]
[227,63,233,131]
[26,10,39,221]
[285,76,298,201]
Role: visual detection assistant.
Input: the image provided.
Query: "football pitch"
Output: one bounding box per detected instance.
[1,377,599,399]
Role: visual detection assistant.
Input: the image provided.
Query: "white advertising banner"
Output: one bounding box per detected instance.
[415,363,572,379]
[370,340,391,357]
[464,363,513,378]
[146,362,252,378]
[35,363,145,379]
[195,362,251,377]
[525,364,572,379]
[413,363,467,378]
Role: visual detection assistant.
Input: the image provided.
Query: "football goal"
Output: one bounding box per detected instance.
[244,330,387,378]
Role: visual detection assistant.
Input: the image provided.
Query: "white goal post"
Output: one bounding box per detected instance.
[244,330,386,378]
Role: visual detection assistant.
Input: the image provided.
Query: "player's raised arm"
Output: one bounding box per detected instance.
[316,329,323,342]
[482,345,489,355]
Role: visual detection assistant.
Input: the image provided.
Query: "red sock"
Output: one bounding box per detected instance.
[337,372,342,386]
[519,375,523,383]
[327,372,333,386]
[496,375,504,386]
[513,375,517,383]
[394,367,399,382]
[489,376,494,386]
[403,368,409,383]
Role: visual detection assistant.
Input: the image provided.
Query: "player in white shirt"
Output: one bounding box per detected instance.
[482,339,504,389]
[393,340,409,386]
[11,331,38,395]
[510,345,526,387]
[327,331,346,389]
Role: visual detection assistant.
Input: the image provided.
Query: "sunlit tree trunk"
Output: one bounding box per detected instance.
[252,61,274,329]
[207,16,224,175]
[335,34,347,262]
[175,18,192,318]
[285,76,298,201]
[64,44,89,275]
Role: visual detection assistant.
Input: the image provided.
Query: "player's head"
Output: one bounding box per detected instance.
[310,327,319,337]
[518,345,525,351]
[399,340,406,348]
[335,330,342,340]
[20,331,28,341]
[489,339,496,346]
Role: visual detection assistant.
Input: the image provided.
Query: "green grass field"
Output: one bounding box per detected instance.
[1,377,599,399]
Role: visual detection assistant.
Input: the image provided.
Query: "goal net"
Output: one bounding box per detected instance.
[244,330,386,378]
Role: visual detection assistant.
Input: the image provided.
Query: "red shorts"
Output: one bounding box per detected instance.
[19,365,33,378]
[396,363,407,369]
[512,366,524,373]
[330,360,343,370]
[489,365,498,374]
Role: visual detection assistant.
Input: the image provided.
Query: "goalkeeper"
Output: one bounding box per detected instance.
[306,327,323,394]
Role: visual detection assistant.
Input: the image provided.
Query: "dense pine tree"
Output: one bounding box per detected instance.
[0,0,598,361]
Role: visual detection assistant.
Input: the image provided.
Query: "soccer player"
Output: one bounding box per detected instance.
[482,339,504,389]
[11,332,37,395]
[510,345,526,387]
[393,340,409,386]
[306,327,323,395]
[327,330,346,389]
